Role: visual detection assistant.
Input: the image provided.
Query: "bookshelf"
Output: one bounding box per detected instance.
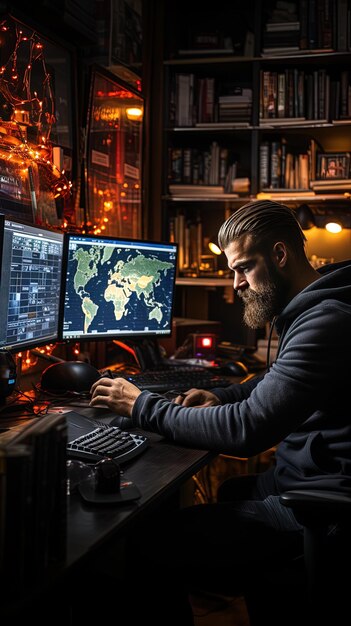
[160,0,351,284]
[137,0,351,344]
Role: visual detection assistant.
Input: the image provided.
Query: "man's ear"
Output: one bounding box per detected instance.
[272,241,288,267]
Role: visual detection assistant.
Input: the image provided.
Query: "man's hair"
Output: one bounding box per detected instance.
[217,200,307,252]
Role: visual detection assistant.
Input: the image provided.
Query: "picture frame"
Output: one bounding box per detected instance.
[317,152,350,180]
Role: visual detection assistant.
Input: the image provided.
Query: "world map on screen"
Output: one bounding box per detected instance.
[65,243,176,336]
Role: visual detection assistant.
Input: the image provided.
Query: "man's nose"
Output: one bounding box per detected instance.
[233,274,248,292]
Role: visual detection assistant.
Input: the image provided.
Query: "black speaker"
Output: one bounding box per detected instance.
[0,351,17,400]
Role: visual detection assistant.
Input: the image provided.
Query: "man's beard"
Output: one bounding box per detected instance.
[239,266,287,329]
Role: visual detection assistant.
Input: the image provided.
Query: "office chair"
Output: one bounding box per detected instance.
[279,489,351,623]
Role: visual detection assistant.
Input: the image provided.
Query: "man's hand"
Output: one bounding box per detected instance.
[173,388,221,407]
[90,376,141,416]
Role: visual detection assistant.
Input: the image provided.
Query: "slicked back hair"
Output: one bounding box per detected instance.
[217,200,307,253]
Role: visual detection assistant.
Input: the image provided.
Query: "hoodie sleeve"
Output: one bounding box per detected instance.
[132,302,350,458]
[210,374,264,403]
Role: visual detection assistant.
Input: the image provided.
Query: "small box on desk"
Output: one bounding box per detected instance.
[159,317,221,357]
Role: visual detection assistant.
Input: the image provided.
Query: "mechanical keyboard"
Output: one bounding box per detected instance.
[118,366,231,393]
[66,411,149,464]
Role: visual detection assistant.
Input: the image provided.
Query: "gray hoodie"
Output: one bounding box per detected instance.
[132,260,351,494]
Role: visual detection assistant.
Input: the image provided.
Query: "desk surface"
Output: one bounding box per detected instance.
[66,412,214,568]
[0,401,214,570]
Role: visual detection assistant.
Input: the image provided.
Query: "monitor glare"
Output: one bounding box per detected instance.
[60,233,178,341]
[0,218,64,352]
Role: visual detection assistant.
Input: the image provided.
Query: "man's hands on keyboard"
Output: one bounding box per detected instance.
[90,376,142,416]
[166,389,221,407]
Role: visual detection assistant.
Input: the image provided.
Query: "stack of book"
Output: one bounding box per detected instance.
[217,88,252,124]
[0,412,68,595]
[262,20,301,55]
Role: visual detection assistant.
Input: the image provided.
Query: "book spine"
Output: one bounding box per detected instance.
[337,0,348,51]
[270,141,281,188]
[277,73,286,117]
[259,142,270,189]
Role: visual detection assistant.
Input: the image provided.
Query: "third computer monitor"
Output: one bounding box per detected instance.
[59,232,178,342]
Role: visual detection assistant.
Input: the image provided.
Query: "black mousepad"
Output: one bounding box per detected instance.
[79,477,141,505]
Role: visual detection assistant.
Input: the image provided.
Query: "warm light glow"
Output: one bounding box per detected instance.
[208,241,222,255]
[125,106,143,121]
[325,221,342,233]
[0,16,72,203]
[201,337,213,348]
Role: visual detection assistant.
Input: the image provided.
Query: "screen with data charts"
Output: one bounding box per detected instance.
[0,217,64,351]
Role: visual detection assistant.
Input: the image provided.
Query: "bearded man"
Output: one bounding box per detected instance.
[89,200,351,626]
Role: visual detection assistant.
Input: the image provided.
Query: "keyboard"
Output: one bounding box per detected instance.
[66,411,149,464]
[118,366,231,393]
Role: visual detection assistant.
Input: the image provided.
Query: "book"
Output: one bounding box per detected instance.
[310,178,351,189]
[257,190,316,199]
[169,185,239,199]
[259,142,270,189]
[178,48,233,56]
[261,47,333,56]
[169,184,226,196]
[195,122,250,129]
[265,22,300,32]
[260,117,328,127]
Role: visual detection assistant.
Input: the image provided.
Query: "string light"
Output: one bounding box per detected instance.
[0,17,72,201]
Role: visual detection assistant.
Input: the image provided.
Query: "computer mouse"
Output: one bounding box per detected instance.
[221,361,249,377]
[109,415,134,430]
[95,458,121,493]
[40,360,101,394]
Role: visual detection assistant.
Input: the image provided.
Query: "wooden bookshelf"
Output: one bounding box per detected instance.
[160,0,351,271]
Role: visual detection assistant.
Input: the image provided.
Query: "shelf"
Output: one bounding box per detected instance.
[166,195,243,202]
[165,50,351,66]
[176,277,232,286]
[162,0,351,307]
[164,55,255,66]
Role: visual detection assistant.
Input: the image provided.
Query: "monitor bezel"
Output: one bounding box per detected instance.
[58,231,178,343]
[0,216,64,353]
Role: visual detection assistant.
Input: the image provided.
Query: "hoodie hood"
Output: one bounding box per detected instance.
[275,259,351,336]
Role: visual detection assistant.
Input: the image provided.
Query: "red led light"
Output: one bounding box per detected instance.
[197,336,213,349]
[202,337,212,347]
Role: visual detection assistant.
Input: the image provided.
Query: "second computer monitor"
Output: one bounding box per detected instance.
[60,233,178,341]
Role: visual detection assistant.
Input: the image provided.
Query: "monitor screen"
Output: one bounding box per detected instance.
[0,218,64,352]
[60,233,178,341]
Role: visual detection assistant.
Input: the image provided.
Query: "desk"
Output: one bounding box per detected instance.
[1,403,214,621]
[66,415,214,567]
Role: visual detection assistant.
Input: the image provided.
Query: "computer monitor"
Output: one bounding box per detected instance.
[59,233,178,341]
[0,217,64,352]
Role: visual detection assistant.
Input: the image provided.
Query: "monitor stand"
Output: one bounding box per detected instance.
[117,337,164,371]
